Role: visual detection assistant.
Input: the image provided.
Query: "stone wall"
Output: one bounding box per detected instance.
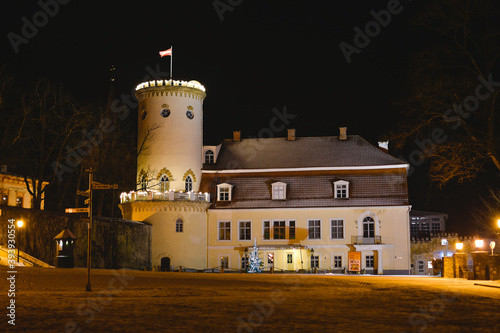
[0,206,151,269]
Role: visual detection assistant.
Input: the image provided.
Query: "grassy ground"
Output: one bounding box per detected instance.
[2,267,500,332]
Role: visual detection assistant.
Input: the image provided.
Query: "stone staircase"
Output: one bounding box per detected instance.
[0,245,53,268]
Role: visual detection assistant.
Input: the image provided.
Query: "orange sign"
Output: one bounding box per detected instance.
[348,251,361,272]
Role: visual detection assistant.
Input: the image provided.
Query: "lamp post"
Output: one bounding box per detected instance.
[490,241,496,255]
[441,238,448,257]
[16,220,23,263]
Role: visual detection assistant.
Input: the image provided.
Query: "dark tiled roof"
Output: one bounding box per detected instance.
[199,170,409,209]
[203,136,407,170]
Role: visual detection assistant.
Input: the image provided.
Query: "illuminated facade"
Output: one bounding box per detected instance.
[0,165,48,210]
[119,79,411,274]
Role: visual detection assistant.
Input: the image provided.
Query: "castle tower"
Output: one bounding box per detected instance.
[135,79,206,193]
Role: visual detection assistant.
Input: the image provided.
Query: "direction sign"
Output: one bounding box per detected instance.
[77,190,90,197]
[92,183,118,190]
[65,207,89,214]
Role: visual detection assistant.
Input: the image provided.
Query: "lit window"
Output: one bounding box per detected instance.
[220,256,229,269]
[219,221,231,240]
[204,150,215,164]
[239,221,251,240]
[1,194,7,205]
[217,183,232,201]
[331,219,344,239]
[159,174,169,192]
[16,196,23,207]
[175,218,183,233]
[273,220,285,239]
[334,180,349,199]
[185,175,193,192]
[308,219,321,239]
[271,182,286,200]
[365,255,374,268]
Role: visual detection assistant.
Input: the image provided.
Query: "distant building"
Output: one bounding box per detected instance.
[119,78,412,274]
[0,165,48,210]
[409,210,448,238]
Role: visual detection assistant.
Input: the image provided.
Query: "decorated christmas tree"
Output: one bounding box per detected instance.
[247,238,263,273]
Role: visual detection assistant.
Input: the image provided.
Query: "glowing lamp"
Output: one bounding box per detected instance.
[475,239,484,250]
[17,220,24,228]
[497,219,500,229]
[455,242,463,251]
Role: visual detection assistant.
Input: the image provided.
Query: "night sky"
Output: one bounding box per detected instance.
[0,1,493,234]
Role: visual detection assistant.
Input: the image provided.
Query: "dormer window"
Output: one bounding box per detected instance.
[204,149,215,164]
[217,183,233,201]
[271,182,287,200]
[334,180,349,199]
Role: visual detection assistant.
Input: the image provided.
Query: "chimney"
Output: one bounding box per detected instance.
[378,141,389,152]
[287,129,296,141]
[233,131,241,141]
[339,127,347,140]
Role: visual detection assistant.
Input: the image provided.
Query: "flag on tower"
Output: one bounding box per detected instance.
[159,48,172,57]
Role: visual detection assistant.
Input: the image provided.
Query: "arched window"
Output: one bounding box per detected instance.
[140,175,147,191]
[159,174,169,192]
[185,175,193,192]
[204,149,215,164]
[363,216,375,238]
[175,218,183,233]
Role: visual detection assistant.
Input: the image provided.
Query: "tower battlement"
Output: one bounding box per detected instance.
[136,79,206,92]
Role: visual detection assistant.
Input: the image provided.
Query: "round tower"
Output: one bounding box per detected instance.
[135,79,206,193]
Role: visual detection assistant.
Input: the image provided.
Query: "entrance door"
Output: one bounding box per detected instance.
[286,252,294,271]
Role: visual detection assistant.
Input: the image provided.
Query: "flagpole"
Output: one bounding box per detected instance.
[170,45,173,79]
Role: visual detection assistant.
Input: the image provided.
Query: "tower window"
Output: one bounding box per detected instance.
[159,174,169,192]
[204,150,215,164]
[140,175,147,191]
[186,110,194,119]
[160,108,170,118]
[185,175,193,192]
[175,218,183,233]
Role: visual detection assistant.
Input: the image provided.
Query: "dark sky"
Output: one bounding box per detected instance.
[0,0,425,143]
[3,1,491,235]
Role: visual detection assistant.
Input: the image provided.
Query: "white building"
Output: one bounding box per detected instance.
[119,78,411,274]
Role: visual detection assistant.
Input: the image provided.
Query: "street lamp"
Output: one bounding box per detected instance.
[16,220,23,263]
[490,241,496,255]
[475,239,484,251]
[455,242,463,252]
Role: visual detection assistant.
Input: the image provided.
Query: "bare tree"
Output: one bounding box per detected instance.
[11,78,88,210]
[392,0,500,187]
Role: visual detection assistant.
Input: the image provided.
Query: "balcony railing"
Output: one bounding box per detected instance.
[351,235,382,245]
[119,190,210,204]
